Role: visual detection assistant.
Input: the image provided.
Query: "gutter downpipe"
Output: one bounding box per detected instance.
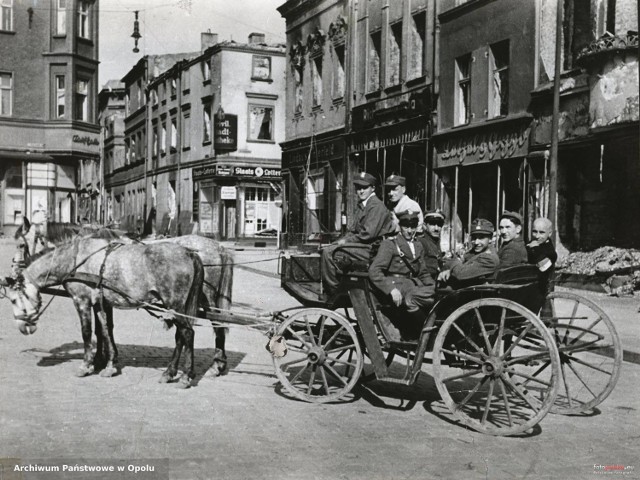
[344,0,358,224]
[548,0,562,243]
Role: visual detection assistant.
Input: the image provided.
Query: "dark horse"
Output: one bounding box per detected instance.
[12,219,235,378]
[1,235,205,388]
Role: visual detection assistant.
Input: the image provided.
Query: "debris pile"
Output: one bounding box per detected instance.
[557,246,640,296]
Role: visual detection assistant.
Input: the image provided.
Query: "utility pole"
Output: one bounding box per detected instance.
[548,0,563,243]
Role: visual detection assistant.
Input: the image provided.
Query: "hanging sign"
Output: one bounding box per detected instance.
[214,114,238,152]
[220,186,237,200]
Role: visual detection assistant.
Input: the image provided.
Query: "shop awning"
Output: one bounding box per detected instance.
[0,151,54,162]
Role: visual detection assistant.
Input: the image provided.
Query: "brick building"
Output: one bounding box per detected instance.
[0,0,100,228]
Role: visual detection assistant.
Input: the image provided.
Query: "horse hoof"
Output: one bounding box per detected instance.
[100,367,118,378]
[76,365,94,377]
[175,375,192,389]
[158,373,173,384]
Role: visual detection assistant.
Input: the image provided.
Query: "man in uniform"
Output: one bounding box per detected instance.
[321,172,394,296]
[438,218,499,288]
[385,175,424,234]
[369,210,436,314]
[498,210,528,267]
[417,209,445,278]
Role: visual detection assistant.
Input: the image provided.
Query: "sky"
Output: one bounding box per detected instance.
[99,0,287,88]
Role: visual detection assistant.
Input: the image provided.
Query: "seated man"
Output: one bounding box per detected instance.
[438,218,500,288]
[498,210,528,267]
[526,217,557,294]
[369,210,436,314]
[417,208,445,279]
[321,172,394,296]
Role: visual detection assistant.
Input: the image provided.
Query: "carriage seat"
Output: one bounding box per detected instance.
[493,264,540,285]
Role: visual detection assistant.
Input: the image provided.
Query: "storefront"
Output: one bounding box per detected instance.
[432,115,537,250]
[192,164,282,239]
[280,132,346,246]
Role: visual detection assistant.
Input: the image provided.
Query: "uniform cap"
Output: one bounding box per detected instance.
[500,210,523,225]
[425,208,445,221]
[353,172,377,187]
[397,210,419,226]
[384,174,406,187]
[470,218,495,236]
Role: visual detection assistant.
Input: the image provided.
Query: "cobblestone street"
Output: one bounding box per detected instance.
[0,238,638,480]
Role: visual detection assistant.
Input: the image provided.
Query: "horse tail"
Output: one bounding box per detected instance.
[217,245,234,311]
[185,251,205,321]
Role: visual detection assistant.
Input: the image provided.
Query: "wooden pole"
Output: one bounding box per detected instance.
[548,0,563,241]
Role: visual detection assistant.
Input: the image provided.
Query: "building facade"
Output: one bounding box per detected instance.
[0,0,100,228]
[109,34,285,239]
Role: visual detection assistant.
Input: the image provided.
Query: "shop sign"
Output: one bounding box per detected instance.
[349,120,429,153]
[233,166,281,178]
[216,165,232,176]
[193,164,281,180]
[435,125,530,168]
[214,114,238,152]
[73,135,99,146]
[352,87,432,131]
[220,186,237,200]
[283,138,344,168]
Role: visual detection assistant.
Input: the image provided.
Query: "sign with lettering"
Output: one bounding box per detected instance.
[434,123,531,168]
[283,138,344,168]
[192,165,281,180]
[214,114,237,152]
[352,87,432,131]
[348,118,429,153]
[220,186,237,200]
[72,135,99,146]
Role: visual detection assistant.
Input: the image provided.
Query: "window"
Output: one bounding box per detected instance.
[1,0,12,31]
[368,31,381,92]
[182,112,190,149]
[332,44,345,99]
[161,122,167,155]
[55,75,65,118]
[409,12,426,80]
[293,66,303,114]
[170,78,177,97]
[1,72,12,116]
[124,139,130,165]
[489,41,509,118]
[56,0,66,35]
[248,105,273,141]
[203,103,212,143]
[77,1,89,39]
[150,88,158,106]
[170,118,177,152]
[252,56,272,80]
[311,56,323,106]
[152,128,158,157]
[130,136,137,162]
[202,60,211,82]
[75,79,89,121]
[455,54,472,125]
[388,22,402,86]
[182,70,190,92]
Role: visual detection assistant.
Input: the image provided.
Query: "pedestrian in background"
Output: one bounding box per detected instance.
[385,175,424,234]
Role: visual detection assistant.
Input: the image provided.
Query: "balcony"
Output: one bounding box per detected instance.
[576,31,638,66]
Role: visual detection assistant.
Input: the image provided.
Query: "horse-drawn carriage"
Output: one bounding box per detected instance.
[1,222,622,436]
[274,246,622,436]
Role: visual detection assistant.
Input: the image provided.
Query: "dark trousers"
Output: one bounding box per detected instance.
[321,243,371,293]
[388,277,435,312]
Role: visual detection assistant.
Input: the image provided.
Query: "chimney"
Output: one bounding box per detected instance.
[248,32,266,44]
[201,31,218,52]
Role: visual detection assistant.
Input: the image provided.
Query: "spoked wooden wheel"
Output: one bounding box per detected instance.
[539,291,622,414]
[433,298,560,436]
[272,308,364,403]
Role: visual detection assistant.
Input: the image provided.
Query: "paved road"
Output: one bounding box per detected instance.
[0,238,638,480]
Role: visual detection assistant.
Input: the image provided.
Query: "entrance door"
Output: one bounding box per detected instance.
[224,202,236,240]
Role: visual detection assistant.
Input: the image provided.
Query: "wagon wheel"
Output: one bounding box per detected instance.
[537,291,623,414]
[272,308,364,403]
[432,298,560,436]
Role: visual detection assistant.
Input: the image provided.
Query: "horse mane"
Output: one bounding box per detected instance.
[45,221,124,245]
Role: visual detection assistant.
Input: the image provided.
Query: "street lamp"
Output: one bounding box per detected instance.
[131,11,141,53]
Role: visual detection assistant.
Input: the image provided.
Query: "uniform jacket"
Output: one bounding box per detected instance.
[498,236,528,267]
[417,234,443,277]
[369,235,435,295]
[342,194,395,244]
[450,247,500,286]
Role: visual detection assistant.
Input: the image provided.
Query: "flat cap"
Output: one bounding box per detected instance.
[500,210,523,225]
[397,210,420,225]
[353,171,377,187]
[425,208,445,221]
[384,174,406,187]
[470,218,495,236]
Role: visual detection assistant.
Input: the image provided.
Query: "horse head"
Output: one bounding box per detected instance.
[0,275,42,335]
